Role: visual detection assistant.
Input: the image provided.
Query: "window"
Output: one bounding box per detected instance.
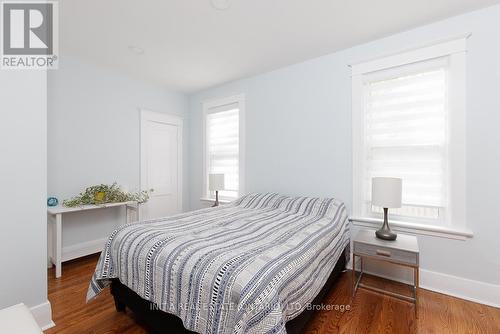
[352,38,466,228]
[203,95,245,200]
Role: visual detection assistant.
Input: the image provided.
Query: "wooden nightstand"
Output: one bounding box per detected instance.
[352,229,420,317]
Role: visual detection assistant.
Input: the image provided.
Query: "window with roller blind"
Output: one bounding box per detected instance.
[352,38,466,228]
[203,95,245,201]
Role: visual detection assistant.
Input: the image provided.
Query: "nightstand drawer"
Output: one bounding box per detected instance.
[354,242,418,266]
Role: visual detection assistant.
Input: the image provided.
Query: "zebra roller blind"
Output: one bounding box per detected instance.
[206,102,240,200]
[362,57,449,222]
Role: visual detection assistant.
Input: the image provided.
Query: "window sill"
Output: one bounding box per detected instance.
[200,197,232,205]
[349,216,473,241]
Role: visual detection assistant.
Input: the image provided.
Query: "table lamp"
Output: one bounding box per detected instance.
[209,173,225,207]
[372,177,402,241]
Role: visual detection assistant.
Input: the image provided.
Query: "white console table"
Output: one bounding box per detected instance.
[47,201,139,278]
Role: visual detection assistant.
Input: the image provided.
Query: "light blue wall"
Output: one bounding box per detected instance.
[189,43,353,209]
[0,69,47,311]
[188,5,500,287]
[48,57,189,247]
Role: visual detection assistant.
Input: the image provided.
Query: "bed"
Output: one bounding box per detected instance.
[87,193,350,334]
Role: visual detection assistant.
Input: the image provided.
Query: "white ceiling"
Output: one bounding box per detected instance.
[60,0,499,93]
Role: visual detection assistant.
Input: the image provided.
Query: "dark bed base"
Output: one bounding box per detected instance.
[110,247,347,334]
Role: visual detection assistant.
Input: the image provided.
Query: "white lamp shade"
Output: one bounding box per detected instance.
[209,174,225,191]
[372,177,402,208]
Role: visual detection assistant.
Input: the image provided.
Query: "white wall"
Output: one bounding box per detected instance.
[188,5,500,305]
[0,70,51,326]
[48,57,189,249]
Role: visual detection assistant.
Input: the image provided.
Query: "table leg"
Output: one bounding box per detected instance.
[414,267,419,318]
[55,213,62,278]
[47,217,53,268]
[125,203,140,224]
[352,254,356,296]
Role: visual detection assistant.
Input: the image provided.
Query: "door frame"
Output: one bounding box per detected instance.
[140,109,183,218]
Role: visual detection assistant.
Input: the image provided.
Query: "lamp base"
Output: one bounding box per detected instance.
[375,227,397,241]
[212,190,220,207]
[375,208,397,241]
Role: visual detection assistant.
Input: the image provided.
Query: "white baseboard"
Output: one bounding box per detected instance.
[419,269,500,308]
[30,301,54,331]
[61,238,106,262]
[347,261,500,308]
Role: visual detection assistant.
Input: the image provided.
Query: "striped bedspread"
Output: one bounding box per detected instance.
[87,193,350,334]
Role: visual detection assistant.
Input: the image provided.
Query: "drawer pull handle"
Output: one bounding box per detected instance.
[376,250,391,257]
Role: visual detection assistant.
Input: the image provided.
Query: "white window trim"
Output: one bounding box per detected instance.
[200,197,232,205]
[349,217,473,241]
[351,36,468,235]
[202,94,246,201]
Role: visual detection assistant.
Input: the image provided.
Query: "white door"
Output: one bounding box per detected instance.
[141,110,182,220]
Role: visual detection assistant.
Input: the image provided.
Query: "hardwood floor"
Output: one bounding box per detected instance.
[46,254,500,334]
